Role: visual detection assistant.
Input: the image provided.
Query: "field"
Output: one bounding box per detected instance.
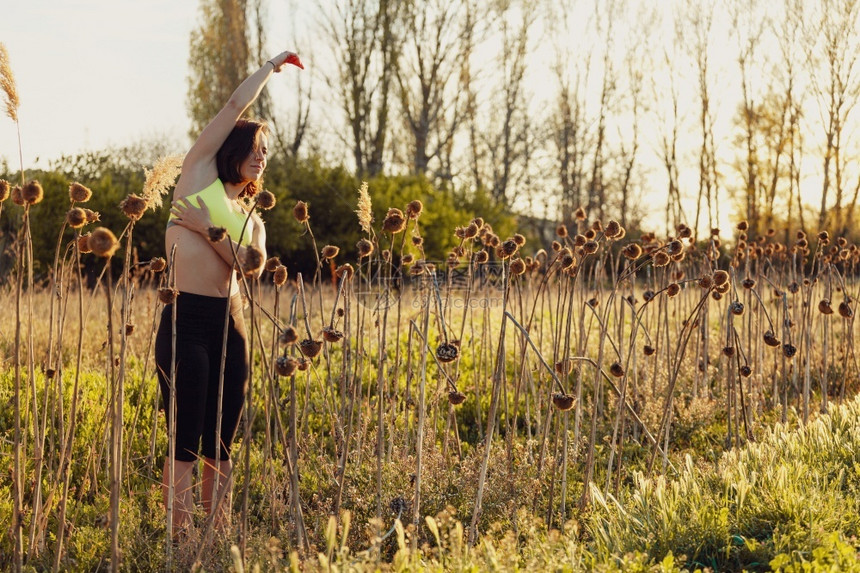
[3,185,860,571]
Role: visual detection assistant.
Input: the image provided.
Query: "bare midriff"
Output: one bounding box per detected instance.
[166,225,238,297]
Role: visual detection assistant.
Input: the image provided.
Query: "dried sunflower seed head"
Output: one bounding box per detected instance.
[77,233,92,254]
[666,283,680,297]
[158,288,179,305]
[405,199,423,219]
[382,208,407,233]
[321,245,340,260]
[208,226,227,242]
[273,265,288,287]
[713,270,730,286]
[256,189,276,210]
[357,238,374,257]
[275,356,298,377]
[652,252,670,267]
[552,393,575,411]
[241,245,265,275]
[509,258,526,276]
[69,182,92,203]
[436,343,460,363]
[149,257,167,272]
[279,326,299,345]
[120,193,148,221]
[499,239,518,258]
[605,220,623,239]
[335,263,354,279]
[622,243,642,260]
[21,180,44,205]
[299,338,323,358]
[473,250,489,265]
[67,207,87,229]
[265,256,282,273]
[88,227,119,257]
[554,359,574,375]
[10,185,23,206]
[322,326,344,343]
[293,200,309,223]
[763,330,780,347]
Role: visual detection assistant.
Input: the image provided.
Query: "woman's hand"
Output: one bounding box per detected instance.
[170,197,213,236]
[268,51,304,72]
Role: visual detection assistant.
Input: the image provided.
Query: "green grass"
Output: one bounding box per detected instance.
[5,362,860,570]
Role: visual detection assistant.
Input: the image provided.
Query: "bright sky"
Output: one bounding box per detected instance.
[2,0,850,237]
[0,0,751,235]
[0,0,199,168]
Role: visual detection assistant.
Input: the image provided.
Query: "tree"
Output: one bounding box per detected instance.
[547,0,592,226]
[613,2,652,229]
[319,0,401,177]
[187,0,251,138]
[683,0,720,238]
[729,0,768,237]
[730,92,794,236]
[469,0,534,204]
[653,31,684,236]
[771,0,806,235]
[584,0,619,223]
[802,0,860,234]
[394,0,471,181]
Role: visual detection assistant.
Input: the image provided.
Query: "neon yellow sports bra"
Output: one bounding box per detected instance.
[167,178,251,246]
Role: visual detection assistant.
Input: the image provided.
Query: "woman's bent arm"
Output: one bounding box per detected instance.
[178,51,302,196]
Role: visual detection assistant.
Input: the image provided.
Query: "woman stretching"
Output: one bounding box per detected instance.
[155,50,303,535]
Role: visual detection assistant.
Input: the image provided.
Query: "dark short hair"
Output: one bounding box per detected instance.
[216,118,268,198]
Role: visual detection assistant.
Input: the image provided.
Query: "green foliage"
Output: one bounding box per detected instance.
[770,532,860,572]
[187,0,255,139]
[0,152,153,282]
[259,157,518,277]
[1,153,519,283]
[589,398,860,571]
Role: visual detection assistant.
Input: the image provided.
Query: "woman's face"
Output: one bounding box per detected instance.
[239,130,269,182]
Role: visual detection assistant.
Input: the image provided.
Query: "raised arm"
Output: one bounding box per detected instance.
[177,51,303,196]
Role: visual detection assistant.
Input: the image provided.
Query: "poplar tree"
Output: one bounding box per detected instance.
[187,0,271,139]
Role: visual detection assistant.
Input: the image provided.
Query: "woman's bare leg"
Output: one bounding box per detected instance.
[202,456,233,528]
[162,458,195,535]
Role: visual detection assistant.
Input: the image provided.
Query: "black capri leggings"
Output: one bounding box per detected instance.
[154,292,249,462]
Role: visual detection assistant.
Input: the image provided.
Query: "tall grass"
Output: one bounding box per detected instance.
[2,163,860,570]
